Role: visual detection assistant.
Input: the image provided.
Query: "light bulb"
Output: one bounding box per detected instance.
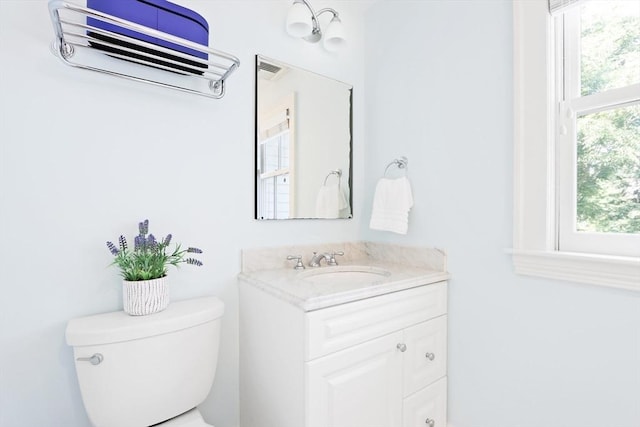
[286,2,313,38]
[323,16,346,51]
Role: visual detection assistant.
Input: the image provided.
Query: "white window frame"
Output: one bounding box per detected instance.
[256,94,296,220]
[557,7,640,256]
[511,0,640,291]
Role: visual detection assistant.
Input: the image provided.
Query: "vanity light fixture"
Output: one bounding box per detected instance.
[285,0,346,52]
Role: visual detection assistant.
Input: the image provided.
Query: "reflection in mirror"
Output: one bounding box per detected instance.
[255,55,353,220]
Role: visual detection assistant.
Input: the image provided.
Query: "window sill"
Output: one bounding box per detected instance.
[509,249,640,292]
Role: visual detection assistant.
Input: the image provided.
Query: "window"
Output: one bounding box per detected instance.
[556,1,640,257]
[256,99,295,220]
[258,129,291,219]
[512,0,640,290]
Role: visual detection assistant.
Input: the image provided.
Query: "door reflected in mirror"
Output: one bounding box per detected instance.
[255,55,353,220]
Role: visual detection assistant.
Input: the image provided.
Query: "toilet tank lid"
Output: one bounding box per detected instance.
[65,296,224,347]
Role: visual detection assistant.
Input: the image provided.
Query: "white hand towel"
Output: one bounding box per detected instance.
[316,183,347,218]
[369,176,413,234]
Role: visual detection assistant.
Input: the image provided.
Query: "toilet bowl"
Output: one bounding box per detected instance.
[66,296,224,427]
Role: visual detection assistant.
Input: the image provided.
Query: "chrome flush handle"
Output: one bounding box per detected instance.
[77,353,103,365]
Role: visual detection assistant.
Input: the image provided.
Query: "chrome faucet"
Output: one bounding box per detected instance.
[309,252,330,267]
[309,251,344,267]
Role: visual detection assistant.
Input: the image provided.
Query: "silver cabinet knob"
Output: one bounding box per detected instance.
[425,352,435,361]
[425,418,435,427]
[76,353,103,365]
[397,343,407,352]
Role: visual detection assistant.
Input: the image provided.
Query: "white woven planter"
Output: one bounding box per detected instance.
[122,277,169,316]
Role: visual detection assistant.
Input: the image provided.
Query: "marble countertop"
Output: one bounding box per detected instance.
[238,260,449,312]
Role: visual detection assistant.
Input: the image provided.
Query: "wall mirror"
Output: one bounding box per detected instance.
[255,55,353,220]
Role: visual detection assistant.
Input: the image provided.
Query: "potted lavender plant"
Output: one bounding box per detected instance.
[107,219,203,315]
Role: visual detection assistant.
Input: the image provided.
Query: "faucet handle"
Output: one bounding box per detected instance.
[327,251,344,266]
[286,255,305,270]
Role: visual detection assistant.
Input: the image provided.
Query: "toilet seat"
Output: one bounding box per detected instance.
[155,408,213,427]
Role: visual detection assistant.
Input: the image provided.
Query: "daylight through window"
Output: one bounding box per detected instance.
[556,0,640,256]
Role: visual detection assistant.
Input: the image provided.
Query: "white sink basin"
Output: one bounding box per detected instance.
[299,266,391,286]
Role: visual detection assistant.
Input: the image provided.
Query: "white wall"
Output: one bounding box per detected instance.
[2,1,639,427]
[364,1,640,427]
[0,1,368,426]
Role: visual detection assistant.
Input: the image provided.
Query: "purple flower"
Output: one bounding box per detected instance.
[134,235,145,250]
[107,219,204,281]
[118,235,128,251]
[106,241,119,255]
[138,219,149,235]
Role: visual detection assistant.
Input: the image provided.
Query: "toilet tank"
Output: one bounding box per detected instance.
[66,296,224,427]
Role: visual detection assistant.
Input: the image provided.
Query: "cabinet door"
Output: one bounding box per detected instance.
[403,376,447,427]
[306,331,404,427]
[402,315,447,396]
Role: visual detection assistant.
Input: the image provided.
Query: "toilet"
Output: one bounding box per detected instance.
[65,296,224,427]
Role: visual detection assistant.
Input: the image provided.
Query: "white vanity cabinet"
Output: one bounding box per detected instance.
[239,280,448,427]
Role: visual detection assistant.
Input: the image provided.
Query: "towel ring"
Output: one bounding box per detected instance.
[323,169,342,186]
[384,156,408,177]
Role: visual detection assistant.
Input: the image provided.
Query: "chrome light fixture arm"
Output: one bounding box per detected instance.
[294,0,339,43]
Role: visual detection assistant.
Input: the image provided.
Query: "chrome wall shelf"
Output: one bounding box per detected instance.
[48,0,240,99]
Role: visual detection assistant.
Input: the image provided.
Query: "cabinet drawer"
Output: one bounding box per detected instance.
[403,315,447,397]
[402,376,447,427]
[306,282,447,360]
